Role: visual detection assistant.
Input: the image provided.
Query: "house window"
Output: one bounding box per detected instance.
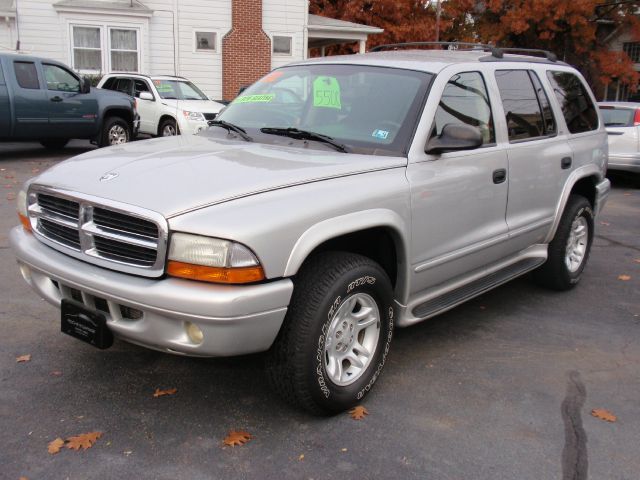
[195,31,216,52]
[72,26,102,72]
[273,35,292,55]
[110,28,139,72]
[623,42,640,63]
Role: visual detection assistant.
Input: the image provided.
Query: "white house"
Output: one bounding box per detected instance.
[0,0,382,100]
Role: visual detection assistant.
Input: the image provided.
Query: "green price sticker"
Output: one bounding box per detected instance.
[235,94,275,103]
[313,76,341,109]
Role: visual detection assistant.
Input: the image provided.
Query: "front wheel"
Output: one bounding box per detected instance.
[267,252,395,415]
[533,194,594,290]
[98,116,130,147]
[159,118,178,137]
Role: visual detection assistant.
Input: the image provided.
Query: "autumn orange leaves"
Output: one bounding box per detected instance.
[48,433,103,454]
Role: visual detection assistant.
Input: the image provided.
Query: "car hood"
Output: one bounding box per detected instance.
[32,135,406,218]
[160,99,225,113]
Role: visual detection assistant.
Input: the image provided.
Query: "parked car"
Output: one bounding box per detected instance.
[97,73,225,137]
[598,102,640,173]
[12,45,610,414]
[0,53,138,149]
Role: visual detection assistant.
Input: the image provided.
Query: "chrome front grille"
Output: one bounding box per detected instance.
[28,186,168,277]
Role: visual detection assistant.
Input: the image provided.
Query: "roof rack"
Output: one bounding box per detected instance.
[371,41,504,58]
[370,41,559,63]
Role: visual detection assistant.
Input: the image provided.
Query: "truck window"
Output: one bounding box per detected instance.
[43,64,80,92]
[546,71,598,134]
[102,77,117,90]
[115,78,133,96]
[0,62,5,84]
[14,61,40,89]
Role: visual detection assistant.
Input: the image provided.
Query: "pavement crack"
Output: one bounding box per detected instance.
[561,370,588,480]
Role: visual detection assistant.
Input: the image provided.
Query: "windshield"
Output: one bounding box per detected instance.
[213,64,433,155]
[599,107,634,127]
[153,79,209,100]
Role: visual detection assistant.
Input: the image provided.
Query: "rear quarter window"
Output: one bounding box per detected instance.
[546,71,598,134]
[14,61,40,89]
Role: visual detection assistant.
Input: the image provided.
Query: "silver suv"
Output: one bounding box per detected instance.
[12,44,611,414]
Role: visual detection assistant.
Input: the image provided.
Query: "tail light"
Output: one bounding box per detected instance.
[634,108,640,126]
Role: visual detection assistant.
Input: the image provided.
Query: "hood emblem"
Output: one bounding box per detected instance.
[100,172,119,182]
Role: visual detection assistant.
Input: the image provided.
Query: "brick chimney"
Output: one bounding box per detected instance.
[222,0,272,101]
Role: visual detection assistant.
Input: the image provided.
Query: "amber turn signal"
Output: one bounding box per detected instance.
[167,261,265,284]
[18,213,32,233]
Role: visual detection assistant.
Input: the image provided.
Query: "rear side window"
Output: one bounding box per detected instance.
[14,61,40,89]
[433,71,495,144]
[547,71,598,134]
[101,77,117,90]
[115,78,133,96]
[599,107,635,127]
[495,70,556,141]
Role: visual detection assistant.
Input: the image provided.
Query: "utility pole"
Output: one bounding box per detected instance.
[435,0,442,42]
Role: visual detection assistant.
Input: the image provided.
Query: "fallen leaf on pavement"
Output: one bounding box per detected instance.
[50,370,63,376]
[16,354,31,363]
[599,221,610,226]
[153,387,177,398]
[591,408,617,422]
[298,454,305,461]
[618,274,631,281]
[341,448,348,452]
[48,438,65,454]
[222,430,253,447]
[348,405,369,420]
[623,193,632,196]
[66,432,102,450]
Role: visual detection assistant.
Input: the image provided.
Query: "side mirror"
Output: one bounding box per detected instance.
[80,77,91,94]
[425,123,483,155]
[139,91,154,101]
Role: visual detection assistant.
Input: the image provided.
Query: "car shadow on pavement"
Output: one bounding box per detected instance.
[0,142,95,162]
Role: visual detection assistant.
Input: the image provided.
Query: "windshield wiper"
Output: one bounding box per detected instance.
[260,127,348,153]
[208,120,253,142]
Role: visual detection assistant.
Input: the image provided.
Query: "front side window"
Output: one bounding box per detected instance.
[14,62,39,89]
[110,28,139,72]
[134,79,151,98]
[152,79,208,100]
[195,31,216,51]
[547,71,598,134]
[215,64,433,155]
[43,64,80,92]
[495,69,549,141]
[432,71,495,144]
[273,36,292,55]
[72,26,102,72]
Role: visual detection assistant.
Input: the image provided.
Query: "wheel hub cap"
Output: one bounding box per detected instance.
[109,125,127,145]
[565,216,588,273]
[323,293,380,386]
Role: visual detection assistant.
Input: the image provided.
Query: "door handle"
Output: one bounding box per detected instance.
[561,157,572,169]
[51,96,63,102]
[492,168,507,184]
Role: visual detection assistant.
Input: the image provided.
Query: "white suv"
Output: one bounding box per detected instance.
[97,74,225,137]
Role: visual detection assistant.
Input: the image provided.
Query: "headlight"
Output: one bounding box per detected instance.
[182,111,205,121]
[16,188,32,233]
[167,233,264,284]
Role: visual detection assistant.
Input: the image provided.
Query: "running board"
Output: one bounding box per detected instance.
[411,257,544,320]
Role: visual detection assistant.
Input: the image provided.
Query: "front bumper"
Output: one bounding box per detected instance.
[594,177,611,217]
[177,117,208,135]
[608,153,640,173]
[10,227,293,357]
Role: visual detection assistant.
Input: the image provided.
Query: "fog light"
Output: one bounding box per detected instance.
[185,321,204,344]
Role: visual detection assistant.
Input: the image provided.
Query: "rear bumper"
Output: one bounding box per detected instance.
[608,153,640,173]
[10,227,293,357]
[594,178,611,217]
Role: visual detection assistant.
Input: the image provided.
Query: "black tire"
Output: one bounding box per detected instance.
[98,116,130,148]
[267,251,395,415]
[39,139,69,150]
[158,118,178,137]
[533,195,594,290]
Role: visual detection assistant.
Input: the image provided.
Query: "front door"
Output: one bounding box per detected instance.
[42,63,98,138]
[407,70,510,294]
[133,78,157,134]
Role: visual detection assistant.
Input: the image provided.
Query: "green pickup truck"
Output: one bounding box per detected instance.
[0,53,138,149]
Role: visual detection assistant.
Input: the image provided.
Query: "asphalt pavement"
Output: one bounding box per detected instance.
[0,141,638,480]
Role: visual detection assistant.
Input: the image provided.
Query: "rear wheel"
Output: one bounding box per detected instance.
[533,195,594,290]
[267,252,395,415]
[40,139,69,150]
[98,116,130,147]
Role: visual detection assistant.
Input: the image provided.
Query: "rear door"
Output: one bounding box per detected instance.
[10,60,51,138]
[493,69,573,252]
[0,59,11,137]
[42,63,98,138]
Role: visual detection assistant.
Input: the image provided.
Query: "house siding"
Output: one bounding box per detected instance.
[0,18,15,51]
[263,0,307,69]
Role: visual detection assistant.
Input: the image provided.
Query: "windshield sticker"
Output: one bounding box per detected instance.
[372,129,389,140]
[235,93,275,103]
[313,76,341,109]
[260,71,284,83]
[155,84,174,92]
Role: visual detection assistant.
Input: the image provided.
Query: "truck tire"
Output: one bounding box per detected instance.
[267,252,395,415]
[533,195,594,290]
[40,139,69,150]
[159,118,178,136]
[98,116,130,147]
